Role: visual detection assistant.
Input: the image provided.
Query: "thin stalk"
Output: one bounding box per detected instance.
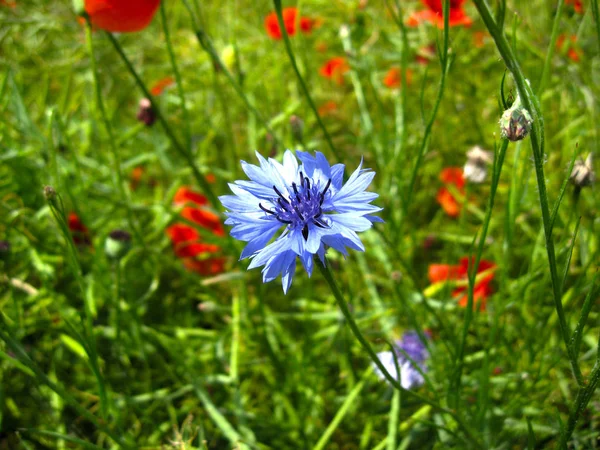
[402,0,450,216]
[272,0,341,162]
[317,259,482,446]
[104,32,219,208]
[450,138,509,409]
[181,0,282,149]
[84,21,145,246]
[473,0,583,387]
[160,1,192,147]
[537,0,564,94]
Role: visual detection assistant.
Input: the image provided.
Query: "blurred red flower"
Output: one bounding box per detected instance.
[150,77,175,96]
[167,187,225,275]
[84,0,160,33]
[436,167,465,218]
[428,257,496,310]
[408,0,472,29]
[383,67,413,89]
[264,7,315,40]
[556,34,581,63]
[1,0,16,8]
[68,212,91,247]
[318,100,339,117]
[319,57,350,85]
[565,0,583,14]
[416,43,437,65]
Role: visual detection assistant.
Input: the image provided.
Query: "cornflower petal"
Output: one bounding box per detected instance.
[221,150,382,292]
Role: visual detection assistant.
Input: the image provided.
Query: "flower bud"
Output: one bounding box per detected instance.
[0,241,10,261]
[136,98,156,127]
[500,104,533,141]
[105,229,132,260]
[43,185,57,201]
[289,115,304,142]
[463,145,493,184]
[570,153,595,188]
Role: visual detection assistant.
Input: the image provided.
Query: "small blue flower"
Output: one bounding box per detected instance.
[374,331,429,390]
[219,150,382,293]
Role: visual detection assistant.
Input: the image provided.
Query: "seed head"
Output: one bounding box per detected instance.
[43,185,57,201]
[500,104,533,141]
[137,98,156,127]
[570,153,595,188]
[463,145,493,183]
[105,229,132,260]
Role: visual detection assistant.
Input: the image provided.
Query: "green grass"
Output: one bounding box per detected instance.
[1,0,599,448]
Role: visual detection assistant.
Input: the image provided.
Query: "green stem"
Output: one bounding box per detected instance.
[472,0,583,387]
[450,139,509,409]
[160,1,192,147]
[104,32,219,208]
[402,0,450,217]
[317,258,481,446]
[537,0,564,94]
[272,0,341,161]
[85,21,145,247]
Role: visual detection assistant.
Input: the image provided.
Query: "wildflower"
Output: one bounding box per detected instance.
[407,0,472,29]
[43,185,57,201]
[264,7,315,40]
[136,98,156,127]
[428,257,496,310]
[473,31,488,48]
[463,146,493,184]
[565,0,583,14]
[319,57,350,85]
[220,150,382,293]
[318,101,339,117]
[166,187,226,275]
[556,34,581,63]
[383,67,413,89]
[436,167,465,218]
[84,0,160,33]
[68,213,92,247]
[105,229,132,260]
[150,77,175,96]
[374,331,429,389]
[500,103,533,142]
[570,153,595,188]
[130,166,145,190]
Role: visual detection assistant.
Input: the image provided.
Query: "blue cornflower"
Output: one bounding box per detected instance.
[219,150,382,293]
[374,331,429,390]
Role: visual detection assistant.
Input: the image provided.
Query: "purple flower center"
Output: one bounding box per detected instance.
[259,172,332,240]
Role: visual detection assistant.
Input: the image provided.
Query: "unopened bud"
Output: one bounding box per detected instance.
[463,146,493,183]
[43,185,57,201]
[289,115,304,142]
[570,153,595,188]
[0,241,10,261]
[136,98,156,127]
[500,104,533,141]
[105,229,132,260]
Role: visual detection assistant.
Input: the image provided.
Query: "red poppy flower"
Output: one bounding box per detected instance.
[167,187,225,275]
[565,0,583,14]
[436,167,465,218]
[150,77,175,96]
[319,57,350,85]
[383,67,413,89]
[556,34,581,63]
[181,207,225,237]
[84,0,160,33]
[428,257,496,310]
[173,187,208,207]
[318,100,339,117]
[407,0,472,29]
[68,212,91,246]
[264,7,315,40]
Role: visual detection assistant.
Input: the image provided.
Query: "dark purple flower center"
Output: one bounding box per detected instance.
[259,172,332,240]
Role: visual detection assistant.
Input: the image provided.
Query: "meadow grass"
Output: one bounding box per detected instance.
[1,0,599,448]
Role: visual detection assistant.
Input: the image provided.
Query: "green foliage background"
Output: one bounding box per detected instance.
[1,0,599,448]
